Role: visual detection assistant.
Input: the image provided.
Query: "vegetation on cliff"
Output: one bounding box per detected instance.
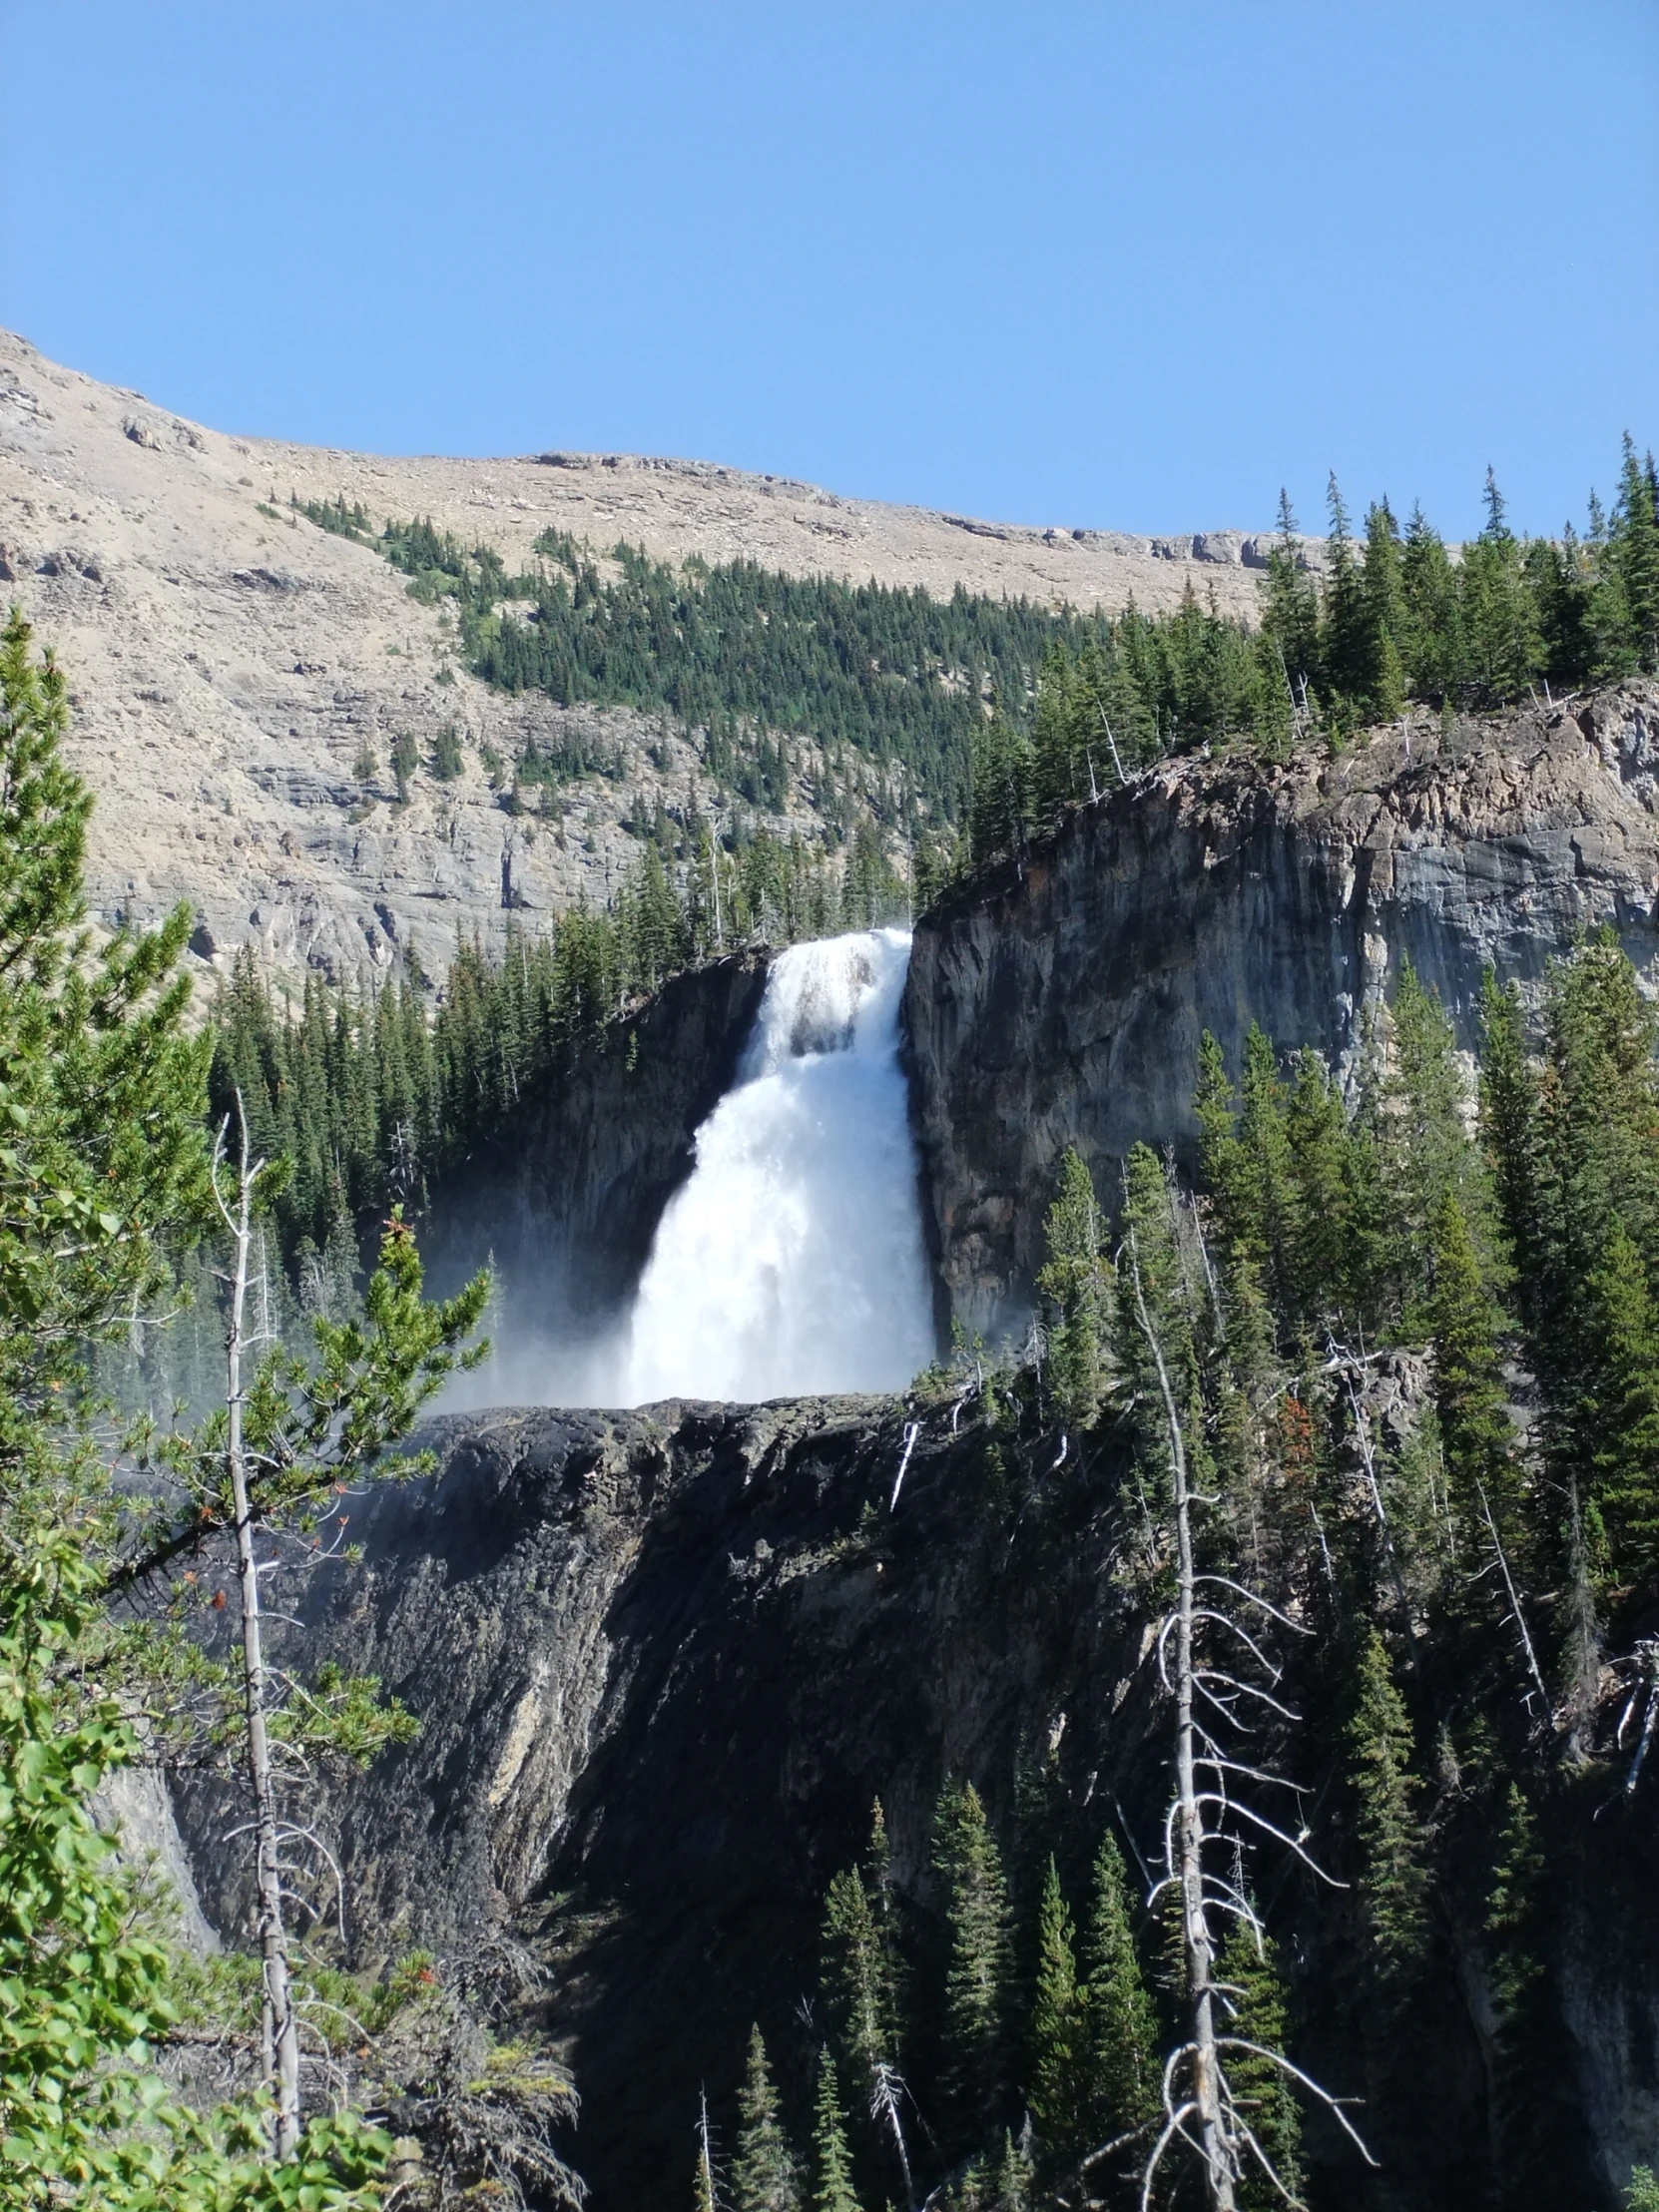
[0,613,573,2207]
[689,933,1659,2209]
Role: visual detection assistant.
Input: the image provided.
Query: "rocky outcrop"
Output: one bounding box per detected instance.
[174,1393,1134,2208]
[416,950,769,1356]
[166,1392,1656,2212]
[904,683,1659,1337]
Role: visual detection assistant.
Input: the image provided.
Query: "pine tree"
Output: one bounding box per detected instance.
[1346,1631,1429,1982]
[1080,1833,1158,2145]
[1027,1858,1085,2167]
[808,2049,859,2212]
[1459,469,1541,705]
[987,2130,1032,2212]
[1215,1927,1303,2211]
[1320,473,1370,726]
[1260,490,1320,711]
[933,1780,1014,2146]
[733,2026,803,2212]
[1036,1147,1109,1424]
[1427,1190,1518,1539]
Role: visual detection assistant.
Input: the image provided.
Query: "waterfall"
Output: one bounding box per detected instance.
[620,927,935,1404]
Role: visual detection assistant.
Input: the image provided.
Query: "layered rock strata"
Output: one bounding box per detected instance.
[904,682,1659,1336]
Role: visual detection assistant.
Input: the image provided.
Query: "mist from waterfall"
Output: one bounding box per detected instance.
[619,927,934,1404]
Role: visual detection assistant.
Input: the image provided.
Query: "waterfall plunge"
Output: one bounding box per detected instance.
[620,927,935,1405]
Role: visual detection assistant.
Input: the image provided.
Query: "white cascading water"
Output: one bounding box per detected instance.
[620,927,935,1404]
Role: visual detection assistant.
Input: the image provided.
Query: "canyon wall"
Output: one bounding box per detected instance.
[905,681,1659,1337]
[415,949,767,1345]
[168,1395,1656,2212]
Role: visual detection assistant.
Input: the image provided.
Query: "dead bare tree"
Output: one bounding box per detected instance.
[1123,1207,1376,2211]
[211,1101,301,2152]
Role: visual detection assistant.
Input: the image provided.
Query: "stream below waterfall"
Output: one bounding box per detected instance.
[619,926,934,1403]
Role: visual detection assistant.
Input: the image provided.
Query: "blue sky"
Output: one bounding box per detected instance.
[2,1,1654,540]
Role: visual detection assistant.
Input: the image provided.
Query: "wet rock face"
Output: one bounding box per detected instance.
[414,949,769,1332]
[904,683,1659,1339]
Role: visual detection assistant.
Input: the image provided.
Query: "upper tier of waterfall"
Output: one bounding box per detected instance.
[620,927,935,1404]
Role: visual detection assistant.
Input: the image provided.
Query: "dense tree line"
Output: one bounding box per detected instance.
[952,437,1659,875]
[209,823,909,1283]
[705,930,1659,2208]
[301,436,1657,890]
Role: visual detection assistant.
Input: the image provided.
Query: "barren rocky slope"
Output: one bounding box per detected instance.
[0,326,1309,984]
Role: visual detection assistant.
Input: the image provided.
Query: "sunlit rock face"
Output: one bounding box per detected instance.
[905,681,1659,1339]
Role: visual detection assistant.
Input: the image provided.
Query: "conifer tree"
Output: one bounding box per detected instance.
[1027,1858,1085,2167]
[1036,1147,1110,1425]
[734,2026,804,2212]
[987,2130,1032,2212]
[1346,1631,1429,1982]
[1260,490,1320,711]
[933,1781,1014,2147]
[1215,1927,1303,2211]
[1080,1833,1158,2146]
[1427,1190,1518,1533]
[809,2049,860,2212]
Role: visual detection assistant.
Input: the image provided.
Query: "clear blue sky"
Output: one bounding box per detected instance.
[2,1,1654,540]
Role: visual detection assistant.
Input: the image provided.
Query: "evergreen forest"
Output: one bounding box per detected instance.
[692,940,1659,2210]
[298,432,1659,879]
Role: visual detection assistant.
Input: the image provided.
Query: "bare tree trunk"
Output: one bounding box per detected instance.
[1129,1237,1236,2212]
[222,1109,300,2157]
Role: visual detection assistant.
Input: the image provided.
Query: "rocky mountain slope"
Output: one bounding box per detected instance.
[906,679,1659,1335]
[1,326,1310,984]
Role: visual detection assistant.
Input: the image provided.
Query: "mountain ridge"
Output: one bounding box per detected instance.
[0,326,1311,985]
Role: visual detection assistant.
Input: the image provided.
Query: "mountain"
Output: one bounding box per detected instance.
[0,326,1305,984]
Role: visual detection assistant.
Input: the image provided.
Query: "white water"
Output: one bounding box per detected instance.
[619,927,935,1404]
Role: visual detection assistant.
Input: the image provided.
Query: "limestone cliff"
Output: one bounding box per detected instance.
[905,682,1659,1336]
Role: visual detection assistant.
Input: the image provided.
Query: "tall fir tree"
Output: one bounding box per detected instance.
[1080,1833,1159,2147]
[1026,1858,1086,2169]
[932,1781,1015,2149]
[1036,1147,1110,1425]
[733,2026,803,2212]
[1346,1630,1430,1983]
[808,2049,859,2212]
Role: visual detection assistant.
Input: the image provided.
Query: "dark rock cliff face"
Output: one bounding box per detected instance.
[904,682,1659,1337]
[415,950,768,1340]
[169,1399,1657,2212]
[177,1397,1152,2207]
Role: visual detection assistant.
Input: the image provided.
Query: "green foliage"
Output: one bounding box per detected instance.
[1627,2166,1659,2212]
[1346,1631,1429,1981]
[932,1780,1014,2148]
[733,2025,803,2212]
[1026,1858,1085,2166]
[389,730,418,804]
[429,723,463,780]
[1036,1148,1110,1426]
[958,438,1657,892]
[1216,1927,1303,2211]
[808,2048,859,2212]
[1080,1833,1158,2145]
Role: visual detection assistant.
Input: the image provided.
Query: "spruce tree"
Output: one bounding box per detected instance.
[1081,1833,1158,2144]
[1427,1190,1519,1538]
[1346,1630,1429,1982]
[733,2026,803,2212]
[809,2048,860,2212]
[988,2130,1032,2212]
[1027,1858,1085,2167]
[1215,1927,1303,2211]
[933,1780,1014,2147]
[1036,1147,1109,1425]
